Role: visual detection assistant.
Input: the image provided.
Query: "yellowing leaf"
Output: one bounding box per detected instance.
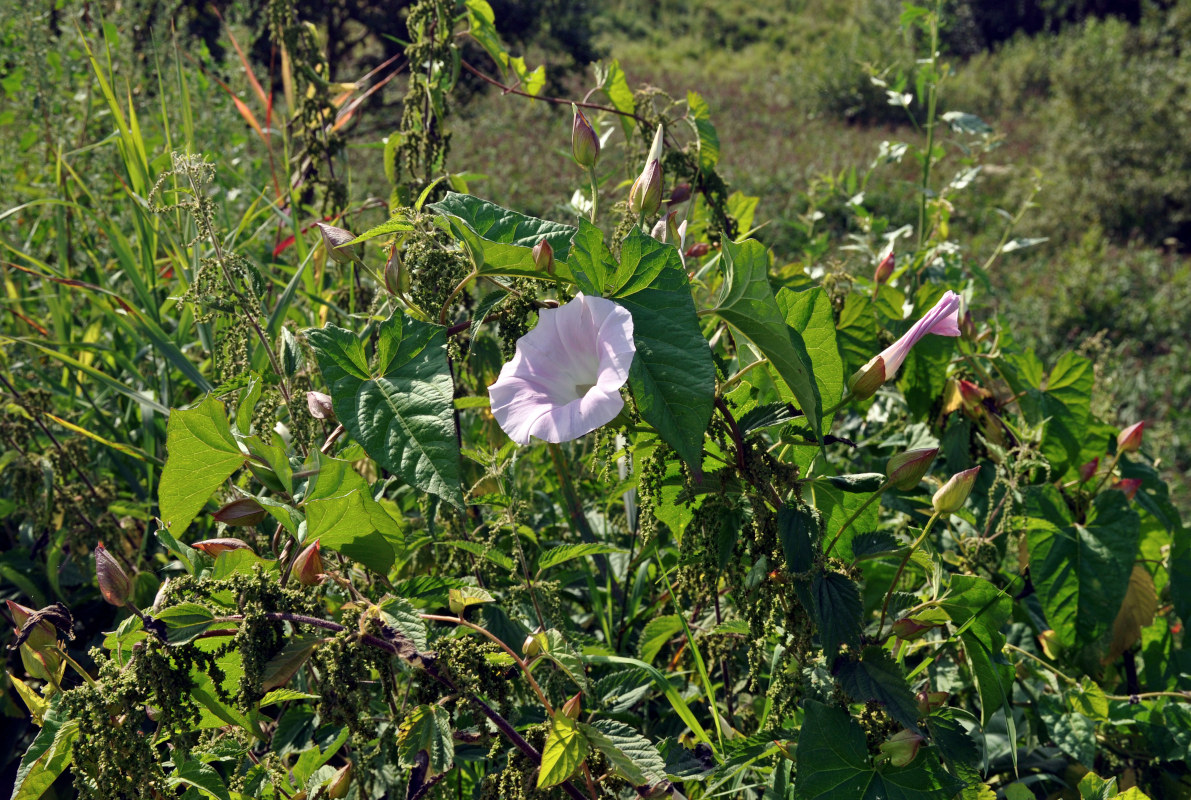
[537,713,589,788]
[1104,564,1158,664]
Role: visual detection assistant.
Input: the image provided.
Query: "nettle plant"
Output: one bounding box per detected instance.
[9,15,1191,800]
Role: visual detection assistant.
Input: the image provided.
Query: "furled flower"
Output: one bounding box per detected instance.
[932,466,981,514]
[315,222,362,265]
[533,239,555,275]
[307,390,335,420]
[1079,457,1100,484]
[874,249,895,285]
[1117,420,1146,453]
[488,293,636,445]
[629,124,665,218]
[1113,478,1142,501]
[571,104,600,169]
[293,539,325,586]
[886,447,938,491]
[847,290,963,400]
[211,498,267,527]
[94,543,132,607]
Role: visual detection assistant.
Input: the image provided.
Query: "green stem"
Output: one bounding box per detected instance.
[821,390,854,419]
[878,511,940,637]
[915,3,941,261]
[587,165,599,224]
[824,484,888,557]
[1090,450,1123,497]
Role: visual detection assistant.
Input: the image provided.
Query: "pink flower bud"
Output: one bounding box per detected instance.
[916,690,949,715]
[874,250,895,285]
[561,692,583,720]
[293,539,325,586]
[669,183,692,205]
[211,498,267,527]
[1113,478,1142,501]
[384,249,403,297]
[685,242,710,259]
[847,356,887,402]
[891,617,936,641]
[886,447,938,491]
[1079,457,1099,484]
[315,222,361,265]
[879,729,924,767]
[955,379,988,411]
[94,543,132,607]
[191,538,253,557]
[307,391,335,421]
[571,104,600,169]
[327,764,352,799]
[532,239,555,275]
[932,466,981,514]
[1117,421,1145,453]
[629,159,663,219]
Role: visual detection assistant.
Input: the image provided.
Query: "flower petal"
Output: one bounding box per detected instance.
[876,290,962,376]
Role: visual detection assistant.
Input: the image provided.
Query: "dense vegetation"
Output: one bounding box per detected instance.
[1,1,1187,799]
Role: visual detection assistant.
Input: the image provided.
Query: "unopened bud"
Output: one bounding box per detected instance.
[561,692,583,720]
[669,182,692,205]
[955,379,988,411]
[532,239,554,275]
[886,447,938,491]
[327,764,352,799]
[384,249,403,297]
[94,543,132,607]
[192,537,253,556]
[685,241,710,259]
[874,250,895,284]
[315,222,361,265]
[1113,478,1142,501]
[307,391,335,421]
[1117,420,1145,453]
[629,159,663,219]
[891,617,937,641]
[932,466,981,514]
[879,730,924,767]
[916,690,949,715]
[293,539,325,586]
[571,104,600,169]
[848,356,887,402]
[959,310,976,340]
[212,498,267,527]
[1079,457,1099,484]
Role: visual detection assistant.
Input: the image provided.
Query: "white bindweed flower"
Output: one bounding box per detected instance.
[488,293,636,445]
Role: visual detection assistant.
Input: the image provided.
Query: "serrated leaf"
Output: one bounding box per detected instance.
[715,239,821,439]
[779,504,819,574]
[613,230,715,472]
[926,710,980,767]
[536,542,624,574]
[538,713,589,788]
[379,596,429,652]
[824,473,886,494]
[156,602,215,644]
[345,211,415,245]
[261,636,324,692]
[158,395,246,534]
[580,719,666,786]
[448,586,495,615]
[259,688,320,707]
[438,539,514,571]
[169,759,231,800]
[398,704,454,775]
[307,312,463,508]
[637,614,683,664]
[813,571,862,663]
[795,701,963,800]
[835,647,921,732]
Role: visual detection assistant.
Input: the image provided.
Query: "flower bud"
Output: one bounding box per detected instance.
[523,633,542,659]
[847,356,886,402]
[211,498,267,527]
[571,104,600,169]
[327,764,352,799]
[94,543,132,607]
[932,466,981,514]
[1113,478,1142,501]
[1078,457,1099,484]
[384,248,403,297]
[293,539,325,586]
[891,617,937,641]
[959,310,976,340]
[685,242,710,259]
[669,183,692,205]
[916,690,949,715]
[307,391,335,421]
[886,447,938,491]
[315,222,361,265]
[955,379,987,412]
[874,250,895,285]
[532,239,554,275]
[192,538,253,557]
[879,729,924,767]
[1117,421,1145,453]
[629,159,663,219]
[561,692,583,720]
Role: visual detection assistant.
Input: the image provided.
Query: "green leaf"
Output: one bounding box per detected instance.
[811,482,879,561]
[533,629,588,691]
[795,701,963,800]
[580,719,667,786]
[569,217,614,295]
[812,571,863,663]
[835,293,881,376]
[158,395,247,534]
[715,238,821,439]
[168,759,231,800]
[1003,349,1094,476]
[1023,487,1141,650]
[261,635,324,692]
[305,489,404,574]
[259,688,320,707]
[583,655,714,750]
[10,697,78,800]
[379,596,430,652]
[779,504,820,574]
[776,287,843,429]
[438,539,514,570]
[429,193,576,279]
[538,713,590,788]
[614,230,716,472]
[448,585,495,615]
[595,59,636,138]
[398,704,454,775]
[463,0,504,71]
[345,210,415,245]
[939,575,1014,724]
[835,647,921,732]
[536,543,624,574]
[824,473,887,494]
[686,91,720,172]
[637,614,684,664]
[926,710,980,767]
[307,312,464,508]
[851,531,902,560]
[156,602,216,644]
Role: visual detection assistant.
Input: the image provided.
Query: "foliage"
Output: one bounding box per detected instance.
[1,2,1189,800]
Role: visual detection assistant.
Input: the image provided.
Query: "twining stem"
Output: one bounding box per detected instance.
[420,613,553,714]
[878,511,940,637]
[587,165,599,224]
[915,3,941,260]
[824,483,889,557]
[439,269,478,325]
[1003,644,1191,704]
